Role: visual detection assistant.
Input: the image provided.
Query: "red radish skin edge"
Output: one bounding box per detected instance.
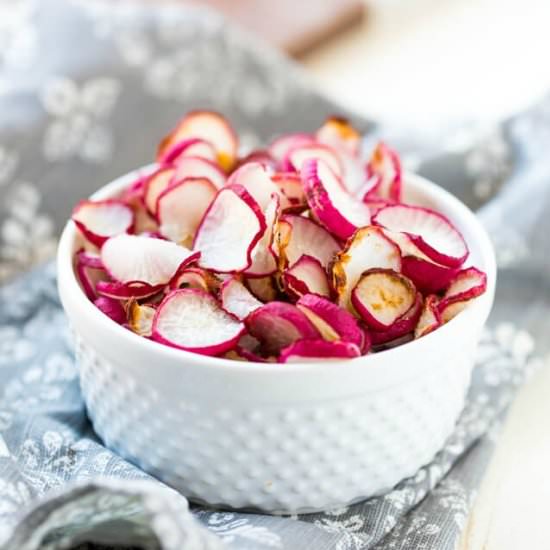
[280,339,361,363]
[72,199,135,248]
[158,137,217,166]
[94,296,127,324]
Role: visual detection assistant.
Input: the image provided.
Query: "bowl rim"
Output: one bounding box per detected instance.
[57,164,497,373]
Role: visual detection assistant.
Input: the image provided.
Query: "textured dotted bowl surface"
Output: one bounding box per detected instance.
[57,167,496,514]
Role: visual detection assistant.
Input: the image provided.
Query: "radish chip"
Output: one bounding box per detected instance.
[370,292,423,345]
[280,339,361,363]
[76,250,107,300]
[332,226,401,312]
[364,142,402,202]
[285,143,343,177]
[227,162,280,210]
[102,234,199,286]
[437,267,487,322]
[245,276,278,303]
[414,295,441,338]
[143,166,176,217]
[373,204,468,268]
[245,302,320,356]
[351,269,417,331]
[153,289,244,355]
[277,214,340,270]
[158,110,238,171]
[193,184,266,273]
[159,137,217,166]
[170,267,220,292]
[157,177,217,246]
[94,296,126,324]
[72,200,134,247]
[282,255,330,299]
[173,156,226,190]
[269,133,315,162]
[271,172,307,211]
[296,294,367,351]
[302,158,371,240]
[315,116,360,157]
[128,301,157,337]
[220,278,263,320]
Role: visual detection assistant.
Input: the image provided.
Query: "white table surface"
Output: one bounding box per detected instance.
[301,1,550,548]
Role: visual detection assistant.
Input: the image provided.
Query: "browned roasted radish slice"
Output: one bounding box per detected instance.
[315,116,361,157]
[245,276,278,303]
[282,255,330,300]
[277,214,340,270]
[364,142,402,202]
[245,301,321,356]
[169,267,220,293]
[157,177,217,246]
[332,226,401,312]
[72,200,134,247]
[296,293,367,351]
[414,295,442,338]
[157,110,238,171]
[301,158,371,240]
[220,277,263,320]
[280,339,361,363]
[152,289,244,355]
[193,184,266,273]
[369,292,423,346]
[101,234,199,286]
[351,269,417,331]
[128,301,157,337]
[373,204,468,268]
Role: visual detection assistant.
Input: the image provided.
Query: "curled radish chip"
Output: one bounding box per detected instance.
[315,116,360,157]
[277,214,340,270]
[364,142,402,202]
[282,255,330,300]
[72,200,134,247]
[158,137,217,166]
[96,280,163,300]
[220,278,263,320]
[169,266,220,292]
[351,268,417,331]
[245,276,278,303]
[75,250,107,300]
[373,204,468,268]
[94,296,127,324]
[271,172,307,211]
[280,339,361,363]
[226,162,280,210]
[380,229,458,293]
[332,226,401,312]
[414,295,441,339]
[369,292,423,346]
[173,156,227,190]
[158,110,238,171]
[285,143,343,177]
[245,194,280,277]
[245,301,320,356]
[144,166,176,217]
[128,301,157,337]
[296,293,367,351]
[193,184,266,273]
[157,177,217,246]
[102,234,199,286]
[302,158,371,240]
[236,149,276,170]
[437,267,487,322]
[269,133,315,162]
[152,289,244,355]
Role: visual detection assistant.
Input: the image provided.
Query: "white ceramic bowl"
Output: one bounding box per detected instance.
[57,167,496,514]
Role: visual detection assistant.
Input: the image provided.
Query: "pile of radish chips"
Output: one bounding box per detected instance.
[72,111,488,363]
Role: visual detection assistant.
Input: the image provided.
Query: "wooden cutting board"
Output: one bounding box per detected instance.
[182,0,366,57]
